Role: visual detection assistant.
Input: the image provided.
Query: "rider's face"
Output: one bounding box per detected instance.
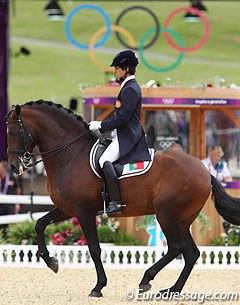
[114,66,126,80]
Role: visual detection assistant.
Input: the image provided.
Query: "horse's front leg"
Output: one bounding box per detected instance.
[77,209,107,298]
[35,207,69,273]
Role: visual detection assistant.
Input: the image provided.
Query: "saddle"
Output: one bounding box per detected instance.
[89,139,154,180]
[89,139,154,214]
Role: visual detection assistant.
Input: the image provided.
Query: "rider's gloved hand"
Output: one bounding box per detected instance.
[89,121,102,131]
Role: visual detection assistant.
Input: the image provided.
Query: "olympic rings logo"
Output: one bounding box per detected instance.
[65,4,210,73]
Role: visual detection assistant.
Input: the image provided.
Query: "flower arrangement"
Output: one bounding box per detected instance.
[49,216,119,245]
[50,218,87,245]
[2,216,143,246]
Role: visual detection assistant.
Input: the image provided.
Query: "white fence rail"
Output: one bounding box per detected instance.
[0,212,48,225]
[0,194,53,224]
[0,245,239,269]
[0,194,53,205]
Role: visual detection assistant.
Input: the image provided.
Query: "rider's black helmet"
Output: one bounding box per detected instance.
[110,50,139,68]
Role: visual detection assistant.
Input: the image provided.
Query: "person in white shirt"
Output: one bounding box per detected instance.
[201,146,232,182]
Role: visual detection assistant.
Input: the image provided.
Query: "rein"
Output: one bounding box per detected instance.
[7,113,90,169]
[24,129,90,168]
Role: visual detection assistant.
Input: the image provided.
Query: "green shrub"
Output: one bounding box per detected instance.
[97,225,115,243]
[5,220,85,245]
[211,236,225,246]
[4,219,143,246]
[211,226,240,246]
[7,221,38,245]
[0,229,6,244]
[97,225,144,245]
[113,231,145,246]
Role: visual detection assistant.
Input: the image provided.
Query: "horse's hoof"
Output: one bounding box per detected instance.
[139,284,152,293]
[88,290,103,298]
[49,257,59,273]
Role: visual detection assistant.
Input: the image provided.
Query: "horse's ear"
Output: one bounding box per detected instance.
[15,105,21,116]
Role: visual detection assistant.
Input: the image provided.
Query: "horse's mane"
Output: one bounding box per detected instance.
[22,99,89,129]
[6,108,15,119]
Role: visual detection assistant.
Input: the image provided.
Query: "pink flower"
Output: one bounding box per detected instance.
[64,228,73,237]
[72,217,79,225]
[50,233,65,245]
[55,237,65,245]
[72,217,82,229]
[52,232,60,239]
[73,236,87,246]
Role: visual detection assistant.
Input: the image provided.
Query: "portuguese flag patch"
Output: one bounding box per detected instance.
[129,162,144,171]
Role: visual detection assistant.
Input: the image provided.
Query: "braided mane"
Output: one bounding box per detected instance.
[22,99,89,129]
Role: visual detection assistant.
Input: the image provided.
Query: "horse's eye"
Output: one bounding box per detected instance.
[8,129,17,137]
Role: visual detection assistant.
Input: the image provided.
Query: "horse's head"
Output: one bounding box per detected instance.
[6,105,36,175]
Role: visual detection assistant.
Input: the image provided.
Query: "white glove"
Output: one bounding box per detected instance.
[89,121,102,131]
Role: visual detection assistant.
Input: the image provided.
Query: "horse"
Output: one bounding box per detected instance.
[6,100,240,298]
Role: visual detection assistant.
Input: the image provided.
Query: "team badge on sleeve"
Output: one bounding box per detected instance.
[115,100,122,108]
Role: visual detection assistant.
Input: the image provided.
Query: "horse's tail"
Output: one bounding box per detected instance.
[211,174,240,225]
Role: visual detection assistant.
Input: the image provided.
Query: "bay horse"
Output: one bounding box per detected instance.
[6,101,240,297]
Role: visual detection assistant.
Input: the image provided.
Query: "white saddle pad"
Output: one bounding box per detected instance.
[89,140,154,180]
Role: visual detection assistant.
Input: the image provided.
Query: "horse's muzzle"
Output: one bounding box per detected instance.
[9,158,24,175]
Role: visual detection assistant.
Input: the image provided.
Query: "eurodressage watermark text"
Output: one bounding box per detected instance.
[125,289,239,303]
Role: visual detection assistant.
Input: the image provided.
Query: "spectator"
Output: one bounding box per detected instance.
[201,146,232,182]
[0,161,22,237]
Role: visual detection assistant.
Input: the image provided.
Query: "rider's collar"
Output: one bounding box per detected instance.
[120,75,135,88]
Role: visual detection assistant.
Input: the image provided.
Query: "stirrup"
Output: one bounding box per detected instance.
[98,202,122,216]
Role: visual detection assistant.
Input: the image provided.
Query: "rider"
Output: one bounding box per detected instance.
[89,50,151,215]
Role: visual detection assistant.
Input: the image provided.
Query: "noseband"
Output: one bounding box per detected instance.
[7,111,90,170]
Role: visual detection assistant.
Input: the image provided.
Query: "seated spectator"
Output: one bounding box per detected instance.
[201,146,232,182]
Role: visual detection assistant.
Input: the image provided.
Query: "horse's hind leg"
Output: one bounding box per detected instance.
[35,207,69,273]
[169,226,200,293]
[139,220,185,292]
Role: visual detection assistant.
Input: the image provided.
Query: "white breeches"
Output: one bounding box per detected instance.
[99,136,120,168]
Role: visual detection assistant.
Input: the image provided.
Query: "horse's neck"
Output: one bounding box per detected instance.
[25,107,94,169]
[27,109,85,149]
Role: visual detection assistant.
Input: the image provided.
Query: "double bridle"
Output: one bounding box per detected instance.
[7,112,90,170]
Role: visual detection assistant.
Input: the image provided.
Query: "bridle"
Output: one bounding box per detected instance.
[7,111,90,170]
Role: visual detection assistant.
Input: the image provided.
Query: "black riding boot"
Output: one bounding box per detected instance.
[98,161,122,215]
